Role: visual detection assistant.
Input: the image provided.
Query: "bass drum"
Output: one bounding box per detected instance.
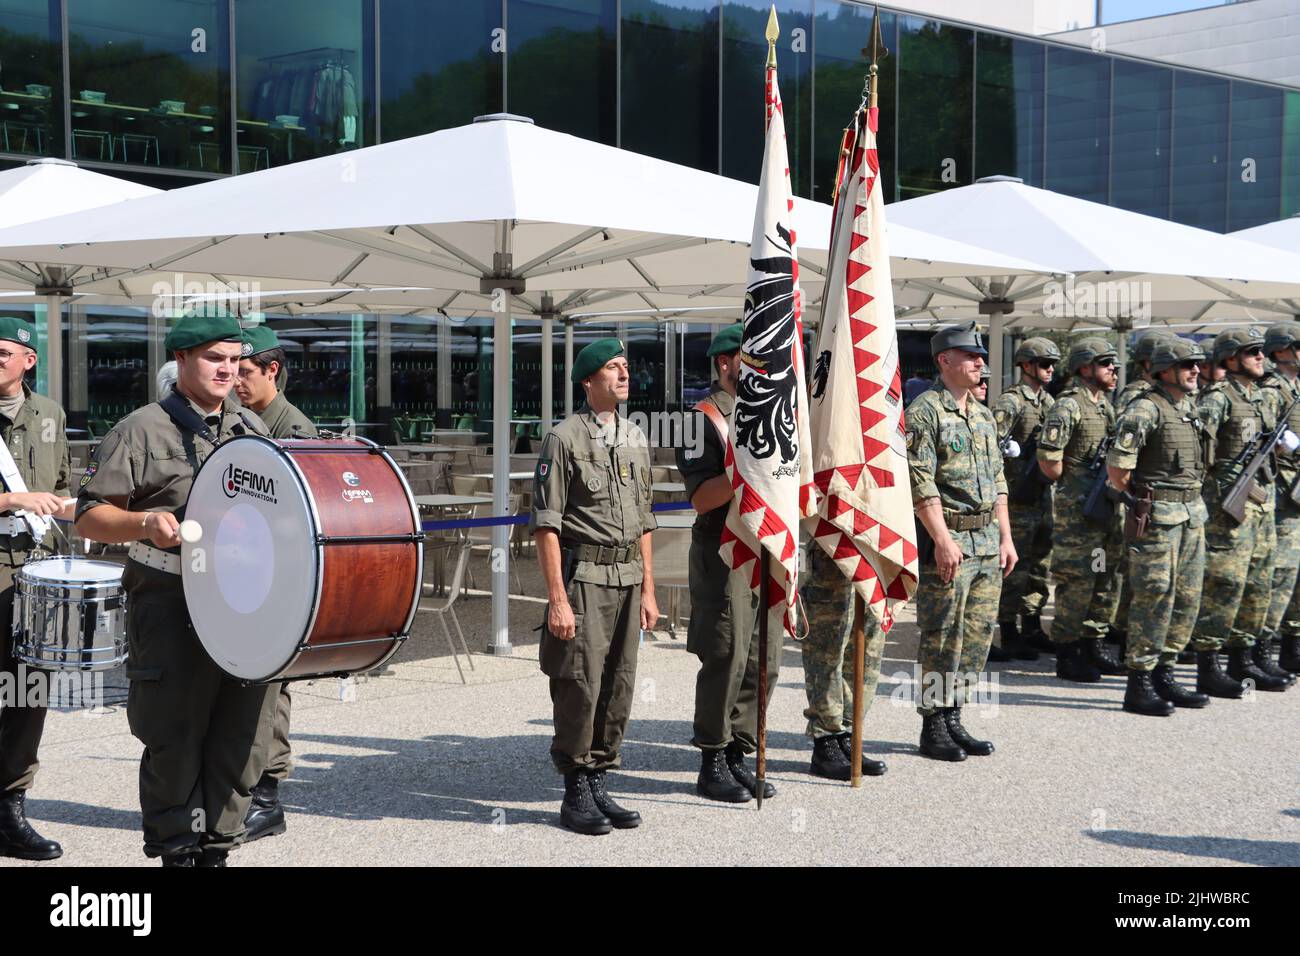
[182,435,422,682]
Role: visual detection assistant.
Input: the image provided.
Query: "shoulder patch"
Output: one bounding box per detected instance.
[1116,425,1139,452]
[536,459,551,480]
[905,430,916,451]
[993,408,1011,428]
[1043,423,1061,445]
[79,461,97,487]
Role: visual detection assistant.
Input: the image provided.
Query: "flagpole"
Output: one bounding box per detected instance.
[754,5,780,813]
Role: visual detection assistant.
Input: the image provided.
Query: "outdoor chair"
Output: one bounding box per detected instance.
[416,536,476,684]
[651,523,693,639]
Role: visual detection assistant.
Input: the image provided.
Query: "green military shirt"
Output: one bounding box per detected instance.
[676,383,729,537]
[529,405,656,587]
[1197,374,1276,505]
[992,380,1055,446]
[1115,378,1154,413]
[258,392,317,440]
[1260,369,1300,491]
[905,383,1007,558]
[1107,385,1209,528]
[1036,385,1115,465]
[0,384,71,567]
[76,387,267,596]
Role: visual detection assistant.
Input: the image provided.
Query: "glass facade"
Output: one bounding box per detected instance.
[0,0,1298,430]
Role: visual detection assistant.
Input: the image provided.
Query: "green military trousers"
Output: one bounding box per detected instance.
[686,531,778,753]
[541,579,641,774]
[800,547,884,738]
[996,498,1053,621]
[1125,520,1205,670]
[125,594,277,858]
[1048,496,1123,644]
[253,684,293,782]
[0,565,46,792]
[1190,502,1274,653]
[1266,499,1300,636]
[916,553,1001,715]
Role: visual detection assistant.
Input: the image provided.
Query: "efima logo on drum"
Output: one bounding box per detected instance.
[222,462,278,504]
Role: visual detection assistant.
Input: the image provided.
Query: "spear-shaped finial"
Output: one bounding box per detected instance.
[766,5,779,68]
[861,5,889,107]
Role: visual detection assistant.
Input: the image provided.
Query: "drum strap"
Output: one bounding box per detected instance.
[159,391,261,446]
[0,436,51,540]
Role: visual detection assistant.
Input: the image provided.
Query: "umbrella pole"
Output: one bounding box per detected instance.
[541,312,554,437]
[756,549,769,810]
[44,293,63,405]
[850,594,866,787]
[564,319,574,417]
[488,219,514,656]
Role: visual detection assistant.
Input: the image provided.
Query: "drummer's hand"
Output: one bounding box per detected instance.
[144,512,181,548]
[548,600,576,641]
[7,491,65,517]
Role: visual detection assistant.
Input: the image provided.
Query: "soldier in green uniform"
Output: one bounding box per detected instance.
[799,547,887,779]
[1106,337,1211,716]
[0,317,73,861]
[76,312,277,866]
[992,337,1059,660]
[1258,322,1300,676]
[234,324,318,842]
[1035,337,1126,683]
[973,365,989,404]
[530,338,658,835]
[1188,328,1295,693]
[907,321,1017,761]
[677,325,783,801]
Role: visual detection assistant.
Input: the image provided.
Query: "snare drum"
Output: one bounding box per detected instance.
[182,435,423,682]
[12,557,128,672]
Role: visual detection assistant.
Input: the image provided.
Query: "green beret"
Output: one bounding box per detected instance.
[241,324,280,357]
[165,312,243,352]
[572,337,625,383]
[0,316,37,354]
[707,324,743,358]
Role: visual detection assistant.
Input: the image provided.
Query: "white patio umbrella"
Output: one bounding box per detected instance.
[887,176,1300,394]
[0,116,1059,654]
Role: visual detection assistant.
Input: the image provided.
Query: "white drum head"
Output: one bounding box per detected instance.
[22,557,123,583]
[183,436,318,681]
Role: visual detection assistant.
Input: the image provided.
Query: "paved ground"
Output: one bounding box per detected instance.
[5,553,1299,868]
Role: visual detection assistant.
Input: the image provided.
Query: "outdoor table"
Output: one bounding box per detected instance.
[466,471,533,482]
[652,482,686,494]
[415,494,492,509]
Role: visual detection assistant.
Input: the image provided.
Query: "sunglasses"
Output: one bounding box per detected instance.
[1240,346,1265,358]
[1094,357,1115,368]
[1177,360,1203,371]
[1035,359,1057,369]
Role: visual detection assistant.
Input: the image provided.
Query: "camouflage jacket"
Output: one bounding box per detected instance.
[1259,369,1300,490]
[1114,378,1154,413]
[1036,383,1115,497]
[1108,384,1208,528]
[1197,373,1279,506]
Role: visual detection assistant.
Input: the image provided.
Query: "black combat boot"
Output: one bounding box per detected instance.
[1195,650,1244,699]
[198,847,229,867]
[1084,639,1126,676]
[809,734,853,781]
[1022,614,1054,656]
[835,733,887,776]
[1176,648,1196,664]
[918,711,967,762]
[160,852,197,868]
[1227,646,1290,692]
[725,741,775,798]
[1151,664,1209,708]
[560,770,612,835]
[943,706,994,756]
[0,791,62,861]
[697,748,751,802]
[1123,670,1175,716]
[1055,641,1101,683]
[243,775,286,843]
[1280,633,1300,674]
[1105,624,1124,646]
[988,620,1017,662]
[1251,633,1296,685]
[586,770,641,828]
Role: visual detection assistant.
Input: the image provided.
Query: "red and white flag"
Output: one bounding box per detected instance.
[717,49,816,638]
[804,106,918,632]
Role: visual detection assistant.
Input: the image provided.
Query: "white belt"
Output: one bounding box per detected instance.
[128,542,181,575]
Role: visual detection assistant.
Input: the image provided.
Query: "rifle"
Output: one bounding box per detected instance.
[1009,424,1051,505]
[1080,434,1116,526]
[1222,395,1300,524]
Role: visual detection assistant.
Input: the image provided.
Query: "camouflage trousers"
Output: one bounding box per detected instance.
[1266,498,1300,637]
[916,552,1001,716]
[1190,503,1275,652]
[996,499,1052,620]
[800,548,884,738]
[1126,519,1205,671]
[1048,500,1122,645]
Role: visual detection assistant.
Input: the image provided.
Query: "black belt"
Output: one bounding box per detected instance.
[944,510,993,531]
[564,542,638,565]
[1149,487,1201,503]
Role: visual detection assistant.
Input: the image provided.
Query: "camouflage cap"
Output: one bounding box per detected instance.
[1149,337,1206,372]
[1131,329,1172,363]
[0,316,37,355]
[571,337,625,383]
[1210,327,1265,364]
[930,320,987,360]
[1263,321,1300,355]
[1067,336,1117,374]
[1013,336,1062,365]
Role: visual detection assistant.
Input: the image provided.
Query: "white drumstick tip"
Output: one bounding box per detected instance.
[179,519,203,543]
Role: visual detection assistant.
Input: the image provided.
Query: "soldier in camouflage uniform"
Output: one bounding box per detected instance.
[1106,336,1210,716]
[799,546,887,780]
[1189,328,1295,694]
[973,365,989,404]
[1035,337,1126,683]
[1258,322,1300,676]
[907,322,1017,761]
[992,337,1058,660]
